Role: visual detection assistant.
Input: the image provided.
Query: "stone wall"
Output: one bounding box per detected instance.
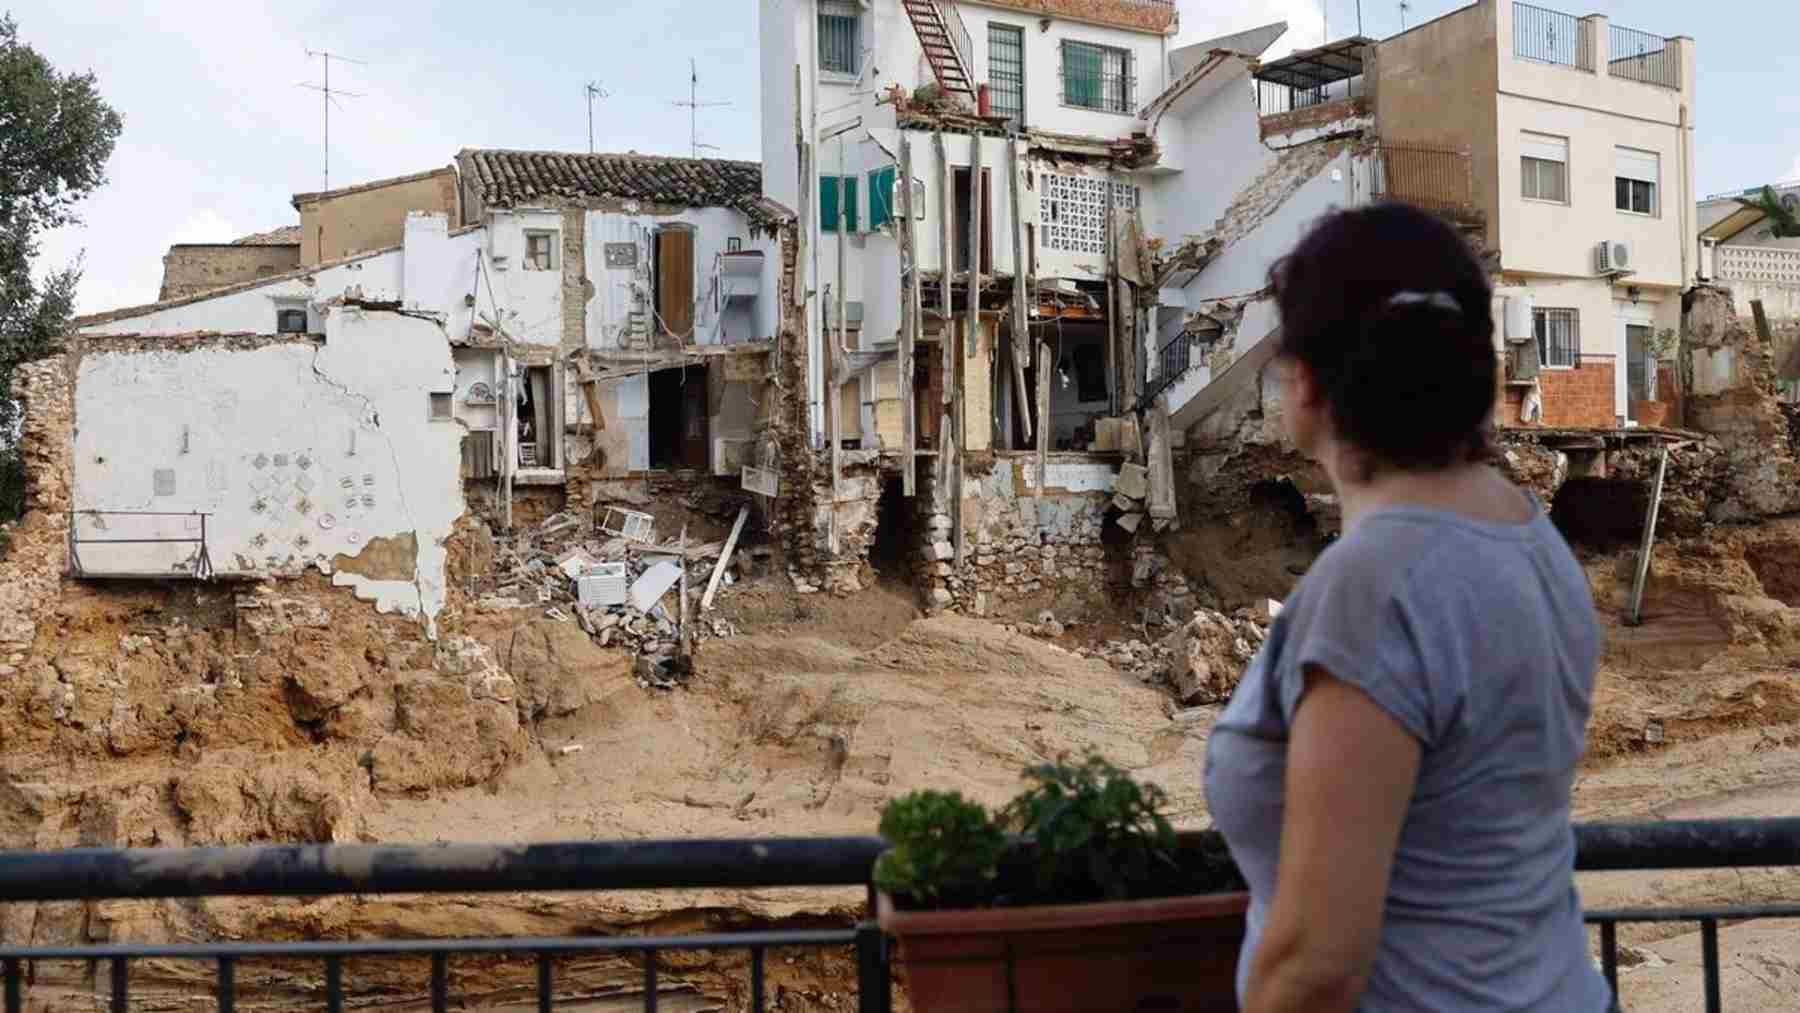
[1684,284,1800,521]
[159,244,302,301]
[0,358,72,673]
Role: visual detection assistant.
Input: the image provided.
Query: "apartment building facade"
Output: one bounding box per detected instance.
[1376,0,1696,428]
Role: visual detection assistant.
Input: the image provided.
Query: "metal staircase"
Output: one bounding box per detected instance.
[901,0,977,104]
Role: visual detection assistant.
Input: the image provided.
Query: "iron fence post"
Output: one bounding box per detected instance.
[856,922,891,1013]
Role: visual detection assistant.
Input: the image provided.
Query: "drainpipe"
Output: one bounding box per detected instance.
[1678,103,1692,289]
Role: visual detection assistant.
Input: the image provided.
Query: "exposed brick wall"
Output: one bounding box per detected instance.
[970,0,1176,32]
[1536,355,1617,428]
[1259,96,1371,141]
[159,245,301,301]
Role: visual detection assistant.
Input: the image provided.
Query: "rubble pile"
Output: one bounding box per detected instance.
[1013,604,1272,704]
[471,508,764,688]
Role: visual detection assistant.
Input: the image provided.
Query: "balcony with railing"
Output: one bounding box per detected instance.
[969,0,1177,34]
[1252,37,1373,137]
[1374,143,1482,224]
[1510,3,1683,90]
[2,822,1799,1011]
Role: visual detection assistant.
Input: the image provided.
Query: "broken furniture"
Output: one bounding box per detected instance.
[599,506,656,543]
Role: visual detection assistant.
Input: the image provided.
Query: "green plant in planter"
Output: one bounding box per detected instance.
[1003,756,1179,903]
[876,756,1245,911]
[873,790,1007,909]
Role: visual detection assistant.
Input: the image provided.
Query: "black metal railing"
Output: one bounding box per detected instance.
[67,509,213,580]
[1374,143,1475,216]
[1608,23,1680,88]
[4,822,1800,1011]
[1254,76,1365,117]
[1514,1,1593,70]
[1142,331,1197,407]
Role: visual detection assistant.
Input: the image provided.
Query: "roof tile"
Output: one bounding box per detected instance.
[458,149,787,226]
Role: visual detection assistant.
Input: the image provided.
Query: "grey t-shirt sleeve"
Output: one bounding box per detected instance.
[1275,550,1450,749]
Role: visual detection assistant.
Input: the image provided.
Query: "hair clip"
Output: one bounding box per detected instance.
[1387,290,1461,312]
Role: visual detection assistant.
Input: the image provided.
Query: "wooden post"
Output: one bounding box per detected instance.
[967,132,983,364]
[1007,137,1032,444]
[1105,184,1118,416]
[1036,337,1050,504]
[701,506,749,612]
[678,525,691,657]
[1627,446,1669,627]
[897,136,919,497]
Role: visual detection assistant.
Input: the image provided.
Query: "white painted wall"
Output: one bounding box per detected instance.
[1179,149,1367,306]
[956,1,1167,138]
[482,209,566,347]
[581,207,782,350]
[72,311,464,630]
[1140,57,1270,240]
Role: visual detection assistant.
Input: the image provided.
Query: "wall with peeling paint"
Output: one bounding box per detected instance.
[70,310,465,630]
[581,207,782,349]
[1141,56,1270,241]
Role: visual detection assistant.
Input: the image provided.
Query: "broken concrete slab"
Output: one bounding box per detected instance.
[1116,511,1144,533]
[628,560,684,612]
[1115,463,1150,499]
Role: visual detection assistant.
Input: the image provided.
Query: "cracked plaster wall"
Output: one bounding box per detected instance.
[70,311,464,630]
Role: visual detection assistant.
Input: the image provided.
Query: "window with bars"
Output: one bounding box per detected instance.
[818,1,861,76]
[1062,40,1131,113]
[989,24,1024,124]
[1535,308,1579,368]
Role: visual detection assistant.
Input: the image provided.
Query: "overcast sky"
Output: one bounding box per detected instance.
[12,0,1796,314]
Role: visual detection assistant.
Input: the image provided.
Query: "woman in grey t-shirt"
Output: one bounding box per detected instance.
[1204,204,1615,1012]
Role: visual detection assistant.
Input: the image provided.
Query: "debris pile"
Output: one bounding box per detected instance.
[1160,607,1271,704]
[472,506,757,687]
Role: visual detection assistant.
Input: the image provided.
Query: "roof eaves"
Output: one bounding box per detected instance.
[73,242,406,329]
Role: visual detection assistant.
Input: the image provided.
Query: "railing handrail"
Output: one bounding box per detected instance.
[5,820,1800,902]
[938,0,974,96]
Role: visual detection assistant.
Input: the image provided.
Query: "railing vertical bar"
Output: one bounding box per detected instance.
[216,956,235,1013]
[643,949,658,1013]
[1599,920,1619,996]
[751,947,766,1013]
[3,957,20,1013]
[110,956,127,1013]
[857,924,891,1013]
[537,952,552,1013]
[324,955,343,1013]
[430,952,447,1013]
[1701,918,1722,1013]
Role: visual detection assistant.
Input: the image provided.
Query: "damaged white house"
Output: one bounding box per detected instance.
[63,151,796,627]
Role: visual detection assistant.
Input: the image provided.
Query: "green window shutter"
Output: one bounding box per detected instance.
[844,176,859,233]
[820,175,840,233]
[869,166,896,229]
[1065,42,1103,108]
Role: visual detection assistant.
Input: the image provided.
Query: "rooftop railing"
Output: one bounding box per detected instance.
[1609,22,1681,88]
[1514,1,1594,70]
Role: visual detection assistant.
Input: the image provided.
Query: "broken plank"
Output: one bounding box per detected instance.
[701,506,750,612]
[1036,338,1050,503]
[1147,394,1177,520]
[1008,338,1032,442]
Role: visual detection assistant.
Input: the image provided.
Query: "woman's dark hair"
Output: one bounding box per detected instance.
[1269,202,1496,471]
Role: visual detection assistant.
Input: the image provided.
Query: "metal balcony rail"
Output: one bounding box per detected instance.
[1256,78,1325,114]
[66,509,214,580]
[939,0,974,99]
[1609,23,1680,88]
[1374,143,1475,215]
[1514,2,1594,70]
[4,821,1800,1012]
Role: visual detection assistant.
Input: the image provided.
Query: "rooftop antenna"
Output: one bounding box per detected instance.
[1357,0,1364,34]
[669,58,730,159]
[1399,0,1412,30]
[584,80,610,154]
[299,50,366,191]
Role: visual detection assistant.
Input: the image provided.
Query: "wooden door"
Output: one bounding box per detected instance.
[681,367,710,471]
[657,228,696,340]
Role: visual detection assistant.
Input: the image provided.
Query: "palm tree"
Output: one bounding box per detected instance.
[1738,185,1800,239]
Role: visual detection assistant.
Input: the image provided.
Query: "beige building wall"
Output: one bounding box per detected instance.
[295,167,460,265]
[158,244,302,301]
[1371,1,1501,248]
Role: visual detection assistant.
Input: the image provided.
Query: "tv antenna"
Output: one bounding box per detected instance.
[584,80,610,154]
[1399,0,1412,30]
[299,50,366,191]
[669,58,730,159]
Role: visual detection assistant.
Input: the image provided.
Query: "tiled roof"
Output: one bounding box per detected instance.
[458,149,790,226]
[232,225,302,246]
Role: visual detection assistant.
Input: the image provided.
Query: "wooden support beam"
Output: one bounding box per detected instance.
[1007,138,1032,443]
[1147,394,1176,521]
[1627,446,1669,626]
[937,131,954,386]
[897,135,919,497]
[967,132,983,364]
[701,506,749,612]
[1036,337,1050,504]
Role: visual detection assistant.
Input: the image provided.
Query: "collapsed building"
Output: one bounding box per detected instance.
[2,0,1721,649]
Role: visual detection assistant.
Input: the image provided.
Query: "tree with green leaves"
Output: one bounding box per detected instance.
[1739,185,1800,239]
[0,13,122,518]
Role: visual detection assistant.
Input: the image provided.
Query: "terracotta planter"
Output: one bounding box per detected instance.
[1631,399,1674,428]
[878,891,1250,1012]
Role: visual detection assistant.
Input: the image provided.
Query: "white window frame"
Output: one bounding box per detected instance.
[817,0,864,81]
[1521,132,1570,205]
[1534,307,1580,370]
[1615,146,1660,217]
[523,230,558,271]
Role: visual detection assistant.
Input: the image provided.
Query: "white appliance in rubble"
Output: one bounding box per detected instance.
[576,562,629,607]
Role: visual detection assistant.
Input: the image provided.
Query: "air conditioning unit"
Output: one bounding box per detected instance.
[1595,240,1635,276]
